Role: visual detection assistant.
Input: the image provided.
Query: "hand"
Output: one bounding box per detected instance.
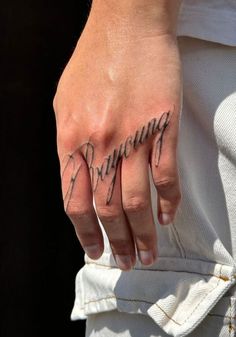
[53,2,182,271]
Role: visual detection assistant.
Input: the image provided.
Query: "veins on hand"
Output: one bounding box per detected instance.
[62,110,171,208]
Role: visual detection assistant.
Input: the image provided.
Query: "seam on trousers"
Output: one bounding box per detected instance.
[175,265,222,326]
[228,297,235,336]
[87,253,230,265]
[171,222,187,258]
[81,265,230,326]
[86,262,228,280]
[208,313,231,320]
[82,296,181,325]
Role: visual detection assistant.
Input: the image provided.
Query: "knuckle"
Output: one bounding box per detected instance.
[123,196,149,213]
[58,129,77,149]
[89,128,114,147]
[154,176,177,191]
[65,202,91,220]
[155,177,181,204]
[96,205,121,222]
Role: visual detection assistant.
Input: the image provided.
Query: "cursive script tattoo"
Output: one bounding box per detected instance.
[62,110,171,208]
[62,154,82,211]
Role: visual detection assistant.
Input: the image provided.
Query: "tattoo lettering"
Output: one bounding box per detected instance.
[62,110,171,208]
[62,154,82,211]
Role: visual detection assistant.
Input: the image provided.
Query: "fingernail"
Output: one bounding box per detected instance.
[115,255,132,271]
[159,213,172,225]
[84,244,101,259]
[139,250,154,266]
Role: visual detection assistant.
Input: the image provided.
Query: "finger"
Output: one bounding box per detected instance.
[60,149,104,259]
[121,145,157,266]
[90,150,136,271]
[150,113,181,225]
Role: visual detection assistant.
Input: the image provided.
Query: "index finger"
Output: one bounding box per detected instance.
[60,149,104,259]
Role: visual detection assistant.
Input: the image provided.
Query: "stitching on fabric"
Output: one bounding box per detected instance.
[81,265,231,326]
[171,222,187,259]
[85,296,153,307]
[154,303,181,326]
[229,297,232,337]
[153,265,223,326]
[87,253,227,265]
[86,261,227,280]
[84,295,117,306]
[208,313,231,320]
[81,295,152,311]
[179,265,222,325]
[81,274,220,326]
[82,295,181,325]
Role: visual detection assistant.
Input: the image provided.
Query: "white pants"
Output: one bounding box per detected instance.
[74,37,236,337]
[85,307,232,337]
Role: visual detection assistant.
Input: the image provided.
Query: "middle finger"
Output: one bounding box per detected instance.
[92,151,136,271]
[121,145,158,266]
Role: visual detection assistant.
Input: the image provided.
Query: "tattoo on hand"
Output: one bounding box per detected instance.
[62,110,171,210]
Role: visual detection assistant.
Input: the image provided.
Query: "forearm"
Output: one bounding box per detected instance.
[89,0,182,35]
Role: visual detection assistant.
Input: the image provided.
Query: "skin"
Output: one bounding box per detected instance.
[53,0,182,271]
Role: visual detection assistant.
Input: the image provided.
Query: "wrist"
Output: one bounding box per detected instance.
[89,0,182,36]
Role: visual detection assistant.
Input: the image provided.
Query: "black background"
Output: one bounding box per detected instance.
[0,1,90,336]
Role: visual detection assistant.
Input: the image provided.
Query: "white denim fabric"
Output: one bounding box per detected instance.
[71,36,236,337]
[85,302,236,337]
[178,0,236,47]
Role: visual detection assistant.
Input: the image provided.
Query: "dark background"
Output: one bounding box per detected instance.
[0,1,91,336]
